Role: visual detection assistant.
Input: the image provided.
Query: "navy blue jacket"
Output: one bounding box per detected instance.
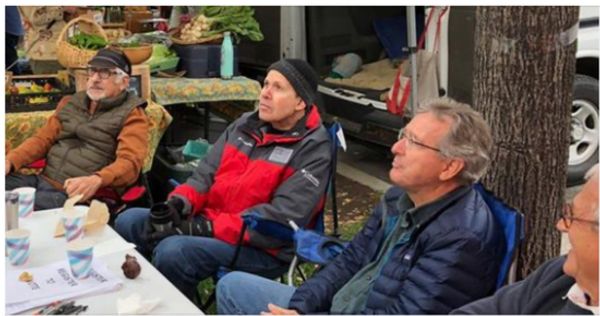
[288,185,505,314]
[452,256,593,314]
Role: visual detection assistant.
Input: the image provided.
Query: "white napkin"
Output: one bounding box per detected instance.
[117,293,161,314]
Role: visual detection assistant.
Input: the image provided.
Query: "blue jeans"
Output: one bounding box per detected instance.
[114,207,288,300]
[217,271,296,314]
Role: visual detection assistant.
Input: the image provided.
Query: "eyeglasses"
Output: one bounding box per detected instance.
[559,203,599,229]
[87,67,119,80]
[398,129,441,152]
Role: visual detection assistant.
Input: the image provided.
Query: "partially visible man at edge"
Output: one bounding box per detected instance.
[453,164,599,314]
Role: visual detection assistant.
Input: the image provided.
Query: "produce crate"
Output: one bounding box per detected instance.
[5,73,75,113]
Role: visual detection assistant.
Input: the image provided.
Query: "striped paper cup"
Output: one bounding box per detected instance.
[61,208,87,242]
[12,187,36,217]
[66,239,94,279]
[6,228,31,266]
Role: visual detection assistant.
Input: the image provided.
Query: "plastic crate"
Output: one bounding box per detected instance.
[183,139,212,162]
[172,44,239,78]
[6,76,75,113]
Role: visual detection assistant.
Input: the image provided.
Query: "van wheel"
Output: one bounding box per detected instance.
[568,74,599,186]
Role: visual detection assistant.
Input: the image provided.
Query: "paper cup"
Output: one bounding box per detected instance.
[66,239,94,279]
[12,187,36,217]
[62,208,87,242]
[6,229,31,266]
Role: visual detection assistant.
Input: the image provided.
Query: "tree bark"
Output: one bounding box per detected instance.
[472,6,578,279]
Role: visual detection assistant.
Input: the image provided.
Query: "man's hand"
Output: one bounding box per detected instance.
[261,304,298,315]
[5,159,12,175]
[64,175,103,201]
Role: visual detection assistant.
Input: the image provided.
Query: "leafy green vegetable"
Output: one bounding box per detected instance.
[197,6,264,42]
[145,44,178,71]
[68,33,107,50]
[151,44,176,58]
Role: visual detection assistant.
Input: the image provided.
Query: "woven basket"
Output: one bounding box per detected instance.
[105,28,132,42]
[56,17,108,69]
[169,26,223,45]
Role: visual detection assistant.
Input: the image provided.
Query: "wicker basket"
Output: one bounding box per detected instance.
[56,17,108,69]
[105,28,132,42]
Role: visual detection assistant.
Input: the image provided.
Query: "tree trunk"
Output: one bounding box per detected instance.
[472,6,578,279]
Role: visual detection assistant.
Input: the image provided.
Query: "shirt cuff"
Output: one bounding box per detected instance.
[94,170,114,187]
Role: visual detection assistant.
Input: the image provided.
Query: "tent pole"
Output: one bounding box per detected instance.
[407,6,418,115]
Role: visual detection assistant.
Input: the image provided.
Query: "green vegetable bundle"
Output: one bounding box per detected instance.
[198,6,264,42]
[68,33,108,50]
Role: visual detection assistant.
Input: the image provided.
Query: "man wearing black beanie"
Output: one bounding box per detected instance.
[267,59,319,108]
[115,58,333,302]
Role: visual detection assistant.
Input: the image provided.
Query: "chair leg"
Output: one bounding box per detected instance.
[287,256,299,286]
[331,169,339,238]
[140,173,154,206]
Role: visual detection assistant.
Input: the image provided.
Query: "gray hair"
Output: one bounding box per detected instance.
[584,164,599,223]
[113,68,129,84]
[416,97,493,184]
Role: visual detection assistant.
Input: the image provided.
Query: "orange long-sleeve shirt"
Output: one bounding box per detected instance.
[6,98,149,190]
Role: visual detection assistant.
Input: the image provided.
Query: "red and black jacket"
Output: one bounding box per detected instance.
[169,106,332,261]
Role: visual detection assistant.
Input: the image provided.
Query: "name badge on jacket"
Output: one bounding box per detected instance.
[269,147,294,164]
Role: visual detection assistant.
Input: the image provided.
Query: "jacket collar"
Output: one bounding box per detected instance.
[406,185,471,230]
[385,185,472,230]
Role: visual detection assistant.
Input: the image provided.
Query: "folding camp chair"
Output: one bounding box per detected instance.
[473,183,525,288]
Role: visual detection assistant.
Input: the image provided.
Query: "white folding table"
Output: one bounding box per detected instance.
[5,207,202,315]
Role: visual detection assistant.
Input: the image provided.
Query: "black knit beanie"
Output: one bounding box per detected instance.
[267,58,319,107]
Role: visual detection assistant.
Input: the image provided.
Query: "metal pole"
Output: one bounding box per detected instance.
[407,6,418,115]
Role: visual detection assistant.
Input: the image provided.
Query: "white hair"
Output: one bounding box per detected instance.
[113,68,129,84]
[584,164,599,223]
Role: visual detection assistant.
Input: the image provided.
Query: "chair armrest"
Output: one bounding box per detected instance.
[241,212,295,242]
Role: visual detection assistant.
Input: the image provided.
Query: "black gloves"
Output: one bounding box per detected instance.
[143,198,214,249]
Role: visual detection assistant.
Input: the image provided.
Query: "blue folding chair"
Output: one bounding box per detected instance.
[474,183,525,289]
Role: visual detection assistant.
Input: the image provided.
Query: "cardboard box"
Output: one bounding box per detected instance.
[124,10,153,34]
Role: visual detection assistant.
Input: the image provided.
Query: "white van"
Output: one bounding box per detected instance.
[238,6,599,185]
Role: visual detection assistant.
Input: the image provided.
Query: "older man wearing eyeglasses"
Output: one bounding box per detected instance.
[453,164,599,314]
[216,97,506,315]
[5,48,149,210]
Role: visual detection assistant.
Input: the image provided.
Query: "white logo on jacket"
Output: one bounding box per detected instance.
[302,169,320,187]
[237,137,253,147]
